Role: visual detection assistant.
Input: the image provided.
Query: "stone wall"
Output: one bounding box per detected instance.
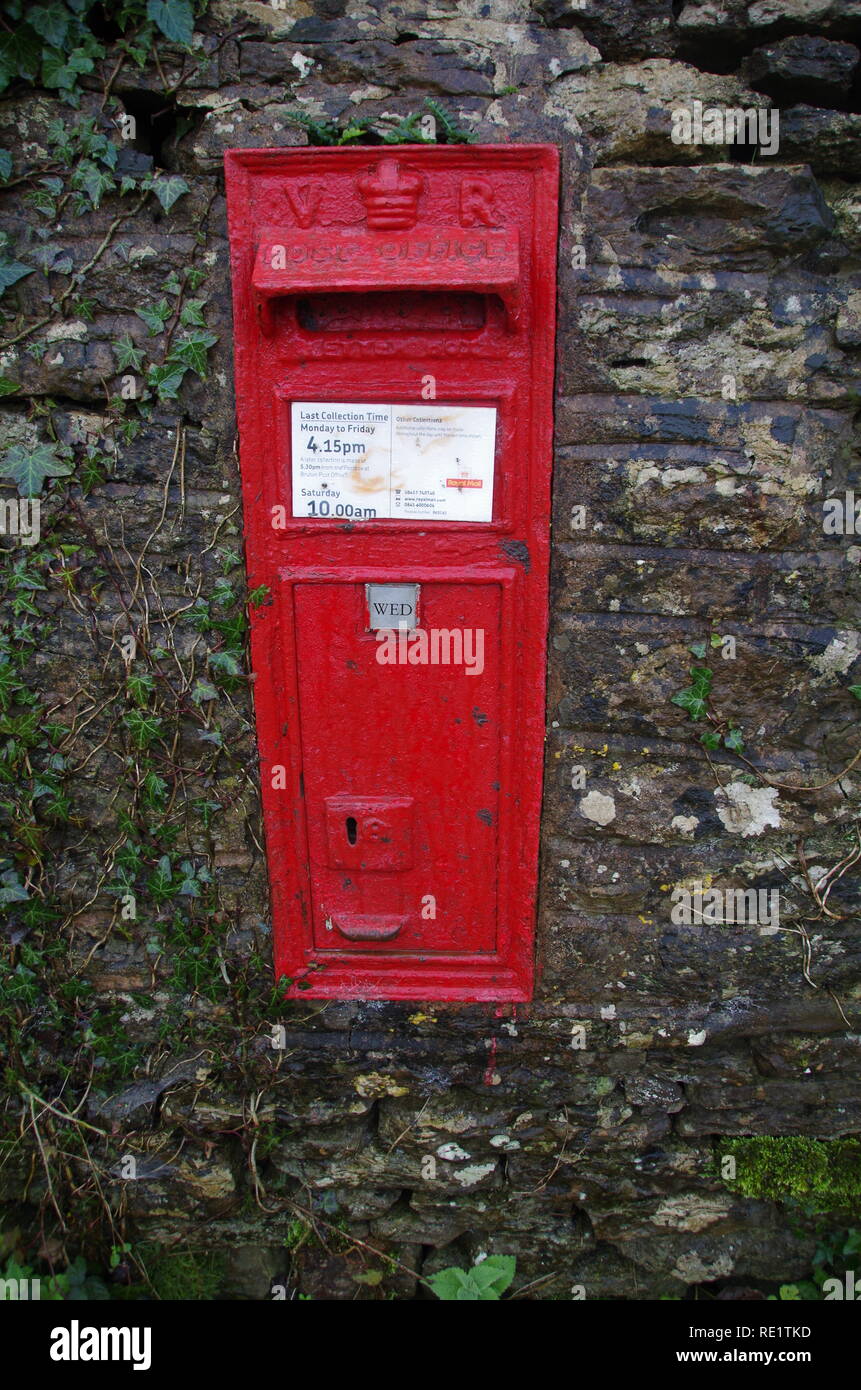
[0,0,859,1299]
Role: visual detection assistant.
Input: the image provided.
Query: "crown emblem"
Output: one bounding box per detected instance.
[356,158,423,230]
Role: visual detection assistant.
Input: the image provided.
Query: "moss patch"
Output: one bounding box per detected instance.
[143,1250,226,1301]
[718,1137,861,1211]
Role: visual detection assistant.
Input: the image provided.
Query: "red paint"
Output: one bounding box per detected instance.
[225,145,559,1001]
[484,1035,499,1087]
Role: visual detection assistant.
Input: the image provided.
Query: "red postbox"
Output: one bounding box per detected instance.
[225,144,558,1001]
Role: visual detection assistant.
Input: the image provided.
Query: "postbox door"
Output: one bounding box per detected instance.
[293,576,505,955]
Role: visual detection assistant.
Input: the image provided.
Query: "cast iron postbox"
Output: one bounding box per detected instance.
[225,144,558,1001]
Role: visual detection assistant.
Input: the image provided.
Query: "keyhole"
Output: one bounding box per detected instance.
[345,816,358,846]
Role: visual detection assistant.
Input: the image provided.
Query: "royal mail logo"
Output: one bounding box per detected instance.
[446,478,483,488]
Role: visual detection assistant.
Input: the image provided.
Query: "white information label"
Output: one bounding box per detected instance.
[291,402,496,522]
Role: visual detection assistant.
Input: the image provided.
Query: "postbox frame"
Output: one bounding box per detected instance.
[225,144,559,1001]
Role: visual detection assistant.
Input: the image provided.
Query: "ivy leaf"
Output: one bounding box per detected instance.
[28,4,71,48]
[179,298,207,327]
[207,650,241,678]
[146,0,194,46]
[150,174,190,212]
[192,679,219,704]
[0,377,19,396]
[688,665,714,695]
[0,258,35,294]
[0,443,72,496]
[72,159,115,208]
[113,334,144,372]
[123,709,163,749]
[167,330,218,378]
[178,861,207,896]
[126,671,155,706]
[723,727,745,753]
[0,660,20,708]
[147,363,187,400]
[671,687,709,722]
[0,29,42,94]
[849,685,861,701]
[135,299,171,335]
[700,730,721,750]
[142,771,168,806]
[41,46,93,90]
[0,150,11,181]
[688,641,707,659]
[0,867,29,907]
[149,854,173,899]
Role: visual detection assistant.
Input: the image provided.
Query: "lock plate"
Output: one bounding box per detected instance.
[324,795,414,872]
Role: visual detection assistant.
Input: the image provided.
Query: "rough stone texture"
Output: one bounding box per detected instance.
[0,0,859,1300]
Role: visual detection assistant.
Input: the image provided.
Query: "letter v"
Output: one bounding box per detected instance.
[285,183,320,229]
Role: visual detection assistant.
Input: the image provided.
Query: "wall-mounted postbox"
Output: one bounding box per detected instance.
[225,144,558,1001]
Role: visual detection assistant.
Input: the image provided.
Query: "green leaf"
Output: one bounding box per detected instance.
[207,650,241,678]
[146,0,194,46]
[429,1257,515,1300]
[0,150,12,181]
[688,641,707,659]
[42,45,97,92]
[671,688,709,722]
[0,443,72,496]
[126,672,155,706]
[28,4,70,48]
[700,730,721,750]
[688,665,714,695]
[429,1267,477,1300]
[113,334,144,372]
[0,258,35,294]
[150,174,190,212]
[179,298,207,327]
[849,685,861,702]
[149,854,173,899]
[123,709,163,749]
[192,679,219,704]
[0,377,19,396]
[142,771,168,806]
[723,727,745,753]
[136,299,171,335]
[0,867,29,907]
[72,159,115,208]
[469,1255,516,1296]
[0,29,42,94]
[147,363,187,400]
[168,330,218,378]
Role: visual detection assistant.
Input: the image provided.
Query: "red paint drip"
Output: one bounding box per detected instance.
[483,1034,498,1086]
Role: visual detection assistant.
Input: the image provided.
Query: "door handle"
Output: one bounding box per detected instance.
[333,913,406,942]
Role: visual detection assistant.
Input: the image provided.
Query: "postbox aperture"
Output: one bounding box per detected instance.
[225,145,559,1001]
